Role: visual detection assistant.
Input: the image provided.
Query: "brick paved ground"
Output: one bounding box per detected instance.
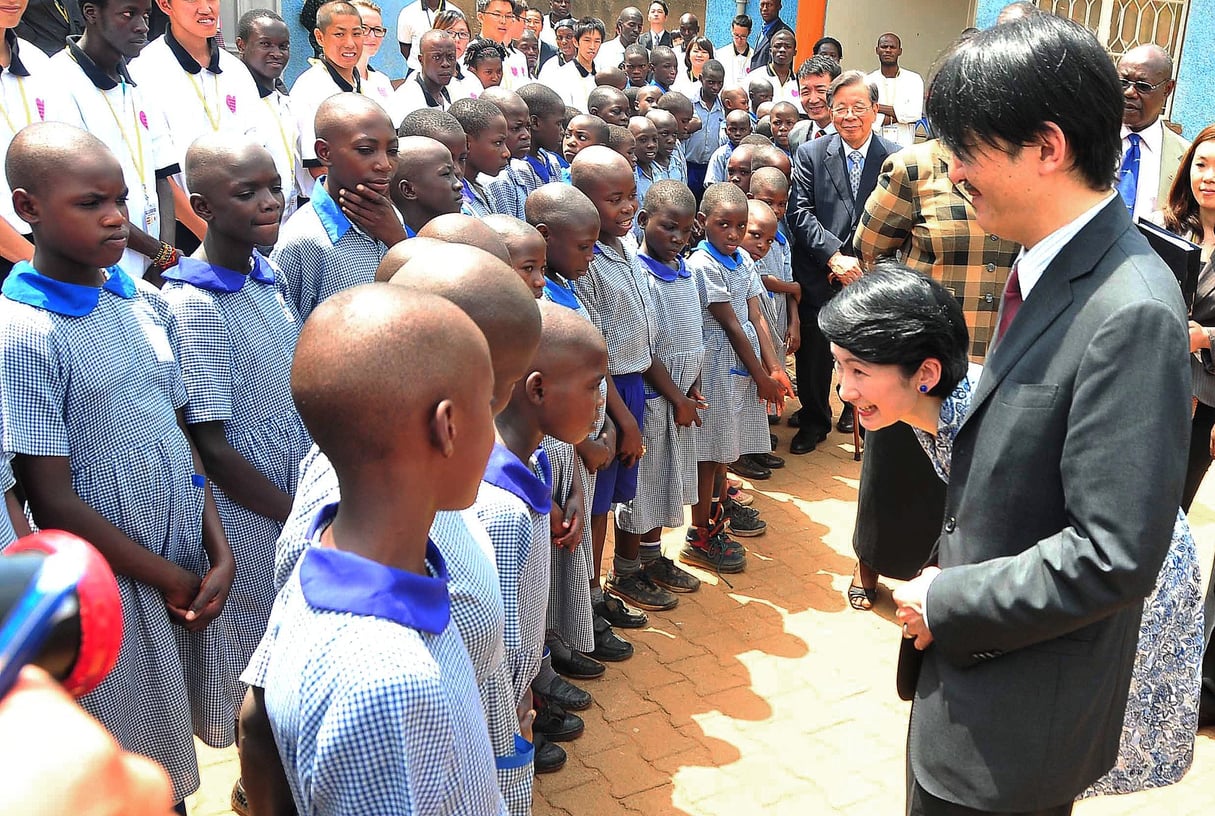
[187,409,1215,816]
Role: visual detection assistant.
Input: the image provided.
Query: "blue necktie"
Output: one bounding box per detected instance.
[848,150,864,199]
[1117,133,1141,213]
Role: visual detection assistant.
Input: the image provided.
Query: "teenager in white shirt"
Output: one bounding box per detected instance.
[396,0,445,72]
[551,16,603,112]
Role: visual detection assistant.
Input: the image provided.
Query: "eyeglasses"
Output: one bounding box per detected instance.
[831,103,873,117]
[447,31,470,39]
[481,11,518,22]
[1119,77,1170,95]
[361,25,387,37]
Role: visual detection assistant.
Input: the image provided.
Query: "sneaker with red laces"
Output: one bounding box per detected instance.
[679,526,747,573]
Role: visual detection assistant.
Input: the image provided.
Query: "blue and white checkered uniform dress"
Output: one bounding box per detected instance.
[571,235,655,377]
[540,278,603,653]
[475,444,552,705]
[753,233,793,361]
[0,455,18,547]
[462,178,495,219]
[251,455,507,688]
[485,152,563,219]
[689,244,773,463]
[0,264,238,803]
[162,256,312,682]
[616,255,704,533]
[270,181,388,321]
[263,545,508,816]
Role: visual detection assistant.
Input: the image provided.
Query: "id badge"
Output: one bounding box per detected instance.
[143,190,159,237]
[881,124,900,142]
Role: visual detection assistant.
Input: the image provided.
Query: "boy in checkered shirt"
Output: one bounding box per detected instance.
[260,284,506,816]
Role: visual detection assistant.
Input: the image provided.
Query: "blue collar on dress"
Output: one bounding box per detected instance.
[524,154,552,184]
[543,276,581,310]
[697,240,744,270]
[298,538,451,634]
[2,262,135,316]
[162,254,276,293]
[310,179,352,244]
[774,226,787,246]
[482,443,552,514]
[649,80,670,93]
[638,252,688,281]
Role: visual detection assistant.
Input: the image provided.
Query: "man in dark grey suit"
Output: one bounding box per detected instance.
[787,70,900,453]
[894,15,1191,815]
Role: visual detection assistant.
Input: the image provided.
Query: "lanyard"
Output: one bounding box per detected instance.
[100,83,147,185]
[262,95,296,186]
[54,0,69,23]
[189,71,222,131]
[0,76,33,133]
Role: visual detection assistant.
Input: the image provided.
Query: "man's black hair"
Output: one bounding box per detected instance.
[926,13,1123,191]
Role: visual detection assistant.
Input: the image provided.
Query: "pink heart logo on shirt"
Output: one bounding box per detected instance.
[35,98,45,120]
[139,110,149,129]
[226,94,237,114]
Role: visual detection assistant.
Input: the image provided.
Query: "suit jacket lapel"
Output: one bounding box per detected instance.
[1193,255,1215,317]
[824,136,853,213]
[964,198,1129,427]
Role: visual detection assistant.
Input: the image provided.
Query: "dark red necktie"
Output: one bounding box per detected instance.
[995,263,1022,343]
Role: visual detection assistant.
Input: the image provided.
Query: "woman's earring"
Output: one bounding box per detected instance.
[919,385,929,393]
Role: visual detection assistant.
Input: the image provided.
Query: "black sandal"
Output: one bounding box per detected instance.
[848,583,877,611]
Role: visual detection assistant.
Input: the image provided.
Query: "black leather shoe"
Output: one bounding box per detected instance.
[836,405,855,434]
[533,697,584,741]
[549,639,606,679]
[534,733,566,773]
[590,616,634,661]
[728,456,771,480]
[541,676,593,711]
[593,594,648,628]
[752,452,784,469]
[790,427,823,454]
[786,411,801,428]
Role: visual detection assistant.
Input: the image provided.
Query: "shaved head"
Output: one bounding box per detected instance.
[700,180,749,216]
[419,29,454,53]
[6,122,116,194]
[747,198,777,230]
[484,213,544,245]
[184,134,276,197]
[750,166,790,197]
[416,213,511,262]
[292,284,491,472]
[534,299,608,371]
[596,66,627,90]
[524,182,600,233]
[569,144,632,189]
[314,93,393,141]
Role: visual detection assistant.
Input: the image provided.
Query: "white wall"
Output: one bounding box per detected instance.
[823,0,975,78]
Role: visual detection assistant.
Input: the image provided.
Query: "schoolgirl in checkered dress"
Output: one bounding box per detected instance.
[0,264,238,803]
[616,252,704,533]
[162,255,312,684]
[541,275,605,653]
[689,243,774,463]
[754,229,793,361]
[475,443,554,705]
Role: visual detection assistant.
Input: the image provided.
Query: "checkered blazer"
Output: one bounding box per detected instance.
[854,140,1020,361]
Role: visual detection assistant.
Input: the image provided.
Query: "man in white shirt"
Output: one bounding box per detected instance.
[396,0,446,72]
[537,0,570,47]
[394,29,455,115]
[865,32,923,147]
[552,16,602,112]
[1115,44,1189,221]
[594,6,640,73]
[752,29,798,106]
[717,13,752,91]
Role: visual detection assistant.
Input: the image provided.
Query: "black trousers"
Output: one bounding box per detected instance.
[793,300,834,436]
[908,782,1073,816]
[1182,399,1215,512]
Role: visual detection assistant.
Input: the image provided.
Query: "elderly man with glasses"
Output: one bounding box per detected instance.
[1115,44,1189,221]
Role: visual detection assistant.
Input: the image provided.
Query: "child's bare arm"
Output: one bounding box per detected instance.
[5,489,30,538]
[552,464,584,551]
[785,300,801,354]
[238,686,298,816]
[14,454,201,610]
[170,179,207,241]
[0,220,33,265]
[180,412,235,632]
[605,374,643,467]
[748,296,795,409]
[189,422,293,524]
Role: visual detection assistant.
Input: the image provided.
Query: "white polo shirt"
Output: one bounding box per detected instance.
[718,42,752,91]
[128,29,262,193]
[396,0,448,72]
[0,31,60,237]
[249,80,304,223]
[866,67,924,147]
[363,65,404,127]
[499,47,529,91]
[594,36,626,72]
[447,67,484,102]
[394,70,452,116]
[289,60,364,198]
[50,38,177,278]
[551,59,596,112]
[753,64,800,106]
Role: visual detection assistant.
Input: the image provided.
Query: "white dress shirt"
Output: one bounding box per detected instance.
[1121,119,1164,222]
[866,67,924,147]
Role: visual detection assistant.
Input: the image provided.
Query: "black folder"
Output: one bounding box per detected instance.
[1138,218,1201,309]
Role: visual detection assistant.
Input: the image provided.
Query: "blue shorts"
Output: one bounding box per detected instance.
[592,371,646,515]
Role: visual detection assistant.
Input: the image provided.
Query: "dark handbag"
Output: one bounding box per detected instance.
[896,634,923,701]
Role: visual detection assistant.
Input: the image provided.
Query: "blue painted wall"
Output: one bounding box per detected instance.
[973,0,1212,138]
[704,0,799,53]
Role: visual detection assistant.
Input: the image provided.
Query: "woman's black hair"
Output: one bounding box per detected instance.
[818,264,970,397]
[464,37,508,69]
[925,13,1122,191]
